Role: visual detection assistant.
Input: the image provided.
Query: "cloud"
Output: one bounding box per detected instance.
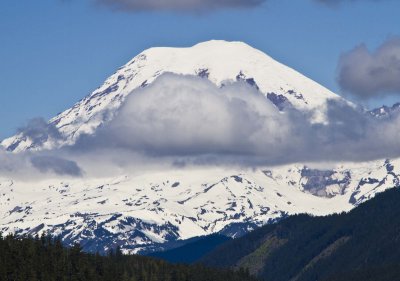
[337,37,400,99]
[69,73,400,168]
[17,118,63,148]
[72,74,297,165]
[0,149,30,176]
[315,0,384,6]
[94,0,266,12]
[86,74,287,156]
[3,73,400,180]
[0,119,82,178]
[30,155,83,177]
[0,148,83,179]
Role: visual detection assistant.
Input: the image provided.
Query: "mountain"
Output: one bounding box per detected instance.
[369,102,400,118]
[1,40,399,254]
[200,187,400,281]
[1,160,399,254]
[1,40,340,152]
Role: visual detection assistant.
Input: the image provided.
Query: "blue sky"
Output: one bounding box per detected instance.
[0,0,399,139]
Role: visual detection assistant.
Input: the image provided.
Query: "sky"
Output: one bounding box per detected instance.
[0,0,399,139]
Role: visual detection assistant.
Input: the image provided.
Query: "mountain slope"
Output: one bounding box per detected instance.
[1,159,399,254]
[200,187,400,281]
[0,40,399,255]
[1,40,340,152]
[148,234,231,264]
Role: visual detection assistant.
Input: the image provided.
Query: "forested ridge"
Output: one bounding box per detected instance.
[148,234,231,264]
[201,188,400,281]
[0,233,257,281]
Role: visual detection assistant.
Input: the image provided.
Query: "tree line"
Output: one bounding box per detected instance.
[0,233,258,281]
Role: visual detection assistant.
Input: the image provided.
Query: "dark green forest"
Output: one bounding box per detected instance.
[0,233,257,281]
[201,187,400,281]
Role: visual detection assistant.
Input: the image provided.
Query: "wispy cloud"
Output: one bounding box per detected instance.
[89,0,390,13]
[17,118,62,147]
[94,0,266,12]
[315,0,385,7]
[30,155,83,177]
[0,149,83,179]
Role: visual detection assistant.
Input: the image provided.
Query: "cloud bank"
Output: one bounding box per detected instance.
[79,74,289,158]
[0,149,83,179]
[95,0,266,12]
[3,73,400,179]
[71,73,400,167]
[94,0,386,12]
[338,37,400,99]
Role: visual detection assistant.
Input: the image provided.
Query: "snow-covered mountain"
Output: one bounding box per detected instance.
[369,102,400,118]
[1,40,399,254]
[1,40,340,152]
[1,160,399,254]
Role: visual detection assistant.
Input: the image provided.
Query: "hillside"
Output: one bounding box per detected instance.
[148,234,231,264]
[201,187,400,281]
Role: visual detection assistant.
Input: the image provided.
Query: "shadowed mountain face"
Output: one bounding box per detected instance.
[200,187,400,281]
[147,234,231,264]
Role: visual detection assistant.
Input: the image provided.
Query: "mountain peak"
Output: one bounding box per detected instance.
[144,40,255,53]
[192,39,255,49]
[2,40,340,152]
